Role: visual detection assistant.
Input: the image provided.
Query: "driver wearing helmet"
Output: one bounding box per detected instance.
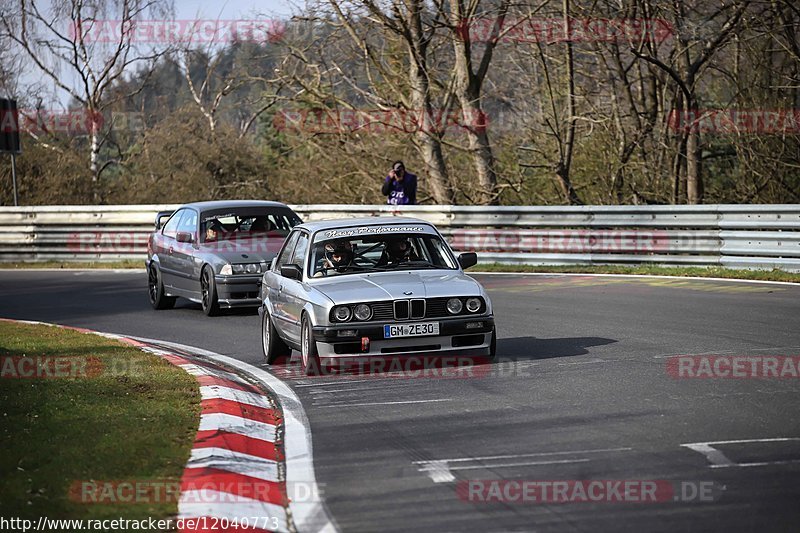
[314,239,354,276]
[378,238,417,266]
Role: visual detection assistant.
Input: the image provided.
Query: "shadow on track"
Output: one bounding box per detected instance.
[497,336,617,361]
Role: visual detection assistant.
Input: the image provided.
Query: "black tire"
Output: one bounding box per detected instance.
[200,266,220,316]
[262,308,290,364]
[488,327,497,362]
[148,264,176,310]
[300,315,321,376]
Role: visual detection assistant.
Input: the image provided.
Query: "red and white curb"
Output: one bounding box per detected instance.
[1,319,337,533]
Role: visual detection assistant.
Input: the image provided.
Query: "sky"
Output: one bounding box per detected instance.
[174,0,295,19]
[11,0,299,105]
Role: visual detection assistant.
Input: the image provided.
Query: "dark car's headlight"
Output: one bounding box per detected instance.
[333,306,352,322]
[353,304,372,321]
[466,297,482,313]
[446,298,463,314]
[220,263,263,275]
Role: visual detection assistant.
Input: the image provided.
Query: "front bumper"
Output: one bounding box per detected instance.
[214,274,261,308]
[312,315,494,358]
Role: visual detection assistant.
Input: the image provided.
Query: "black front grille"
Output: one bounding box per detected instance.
[410,299,425,319]
[371,302,394,320]
[394,300,409,319]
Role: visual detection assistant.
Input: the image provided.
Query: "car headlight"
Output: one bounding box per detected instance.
[466,297,482,313]
[333,306,352,322]
[446,298,463,314]
[228,263,262,275]
[353,303,372,321]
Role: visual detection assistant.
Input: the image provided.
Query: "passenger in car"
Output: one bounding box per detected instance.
[377,238,418,266]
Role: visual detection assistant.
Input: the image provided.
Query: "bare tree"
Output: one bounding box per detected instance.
[0,0,172,199]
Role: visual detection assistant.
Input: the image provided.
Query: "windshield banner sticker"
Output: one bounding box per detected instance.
[321,225,429,239]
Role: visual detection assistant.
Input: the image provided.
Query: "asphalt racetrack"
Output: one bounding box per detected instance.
[1,270,799,532]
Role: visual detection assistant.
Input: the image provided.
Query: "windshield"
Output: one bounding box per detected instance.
[201,209,300,243]
[308,232,458,277]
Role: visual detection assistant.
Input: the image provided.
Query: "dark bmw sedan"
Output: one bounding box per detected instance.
[146,200,302,315]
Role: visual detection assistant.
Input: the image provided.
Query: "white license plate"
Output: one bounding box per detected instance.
[384,322,440,338]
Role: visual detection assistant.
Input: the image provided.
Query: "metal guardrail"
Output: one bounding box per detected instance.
[0,204,798,271]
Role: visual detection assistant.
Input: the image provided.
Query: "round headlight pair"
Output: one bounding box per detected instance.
[447,297,482,314]
[334,304,372,322]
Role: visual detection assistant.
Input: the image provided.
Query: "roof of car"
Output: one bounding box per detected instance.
[181,200,292,212]
[296,216,436,233]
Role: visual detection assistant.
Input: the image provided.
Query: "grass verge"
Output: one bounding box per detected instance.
[0,321,199,521]
[475,263,800,283]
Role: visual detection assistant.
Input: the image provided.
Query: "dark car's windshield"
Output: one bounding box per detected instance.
[309,232,458,277]
[201,209,301,243]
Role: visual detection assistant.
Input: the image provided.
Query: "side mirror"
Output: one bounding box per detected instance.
[458,252,477,270]
[280,264,302,280]
[176,231,194,243]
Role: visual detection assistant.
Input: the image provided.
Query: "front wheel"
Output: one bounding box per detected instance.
[488,327,497,361]
[301,316,321,376]
[148,264,175,310]
[200,266,220,316]
[262,309,290,364]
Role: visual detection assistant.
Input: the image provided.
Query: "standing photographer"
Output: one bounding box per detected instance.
[381,161,417,205]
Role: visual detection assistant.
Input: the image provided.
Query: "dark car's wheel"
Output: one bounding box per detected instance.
[200,266,220,316]
[148,264,175,310]
[262,308,290,364]
[489,327,497,361]
[301,315,321,376]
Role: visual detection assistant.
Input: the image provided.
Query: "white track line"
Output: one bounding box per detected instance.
[413,447,633,464]
[314,399,452,408]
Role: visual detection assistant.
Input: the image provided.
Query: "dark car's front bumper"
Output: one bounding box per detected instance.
[214,274,262,308]
[312,315,494,357]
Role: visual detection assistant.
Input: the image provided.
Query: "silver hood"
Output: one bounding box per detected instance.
[309,270,485,304]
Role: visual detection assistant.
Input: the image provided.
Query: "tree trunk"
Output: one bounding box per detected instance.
[406,20,453,204]
[686,128,703,203]
[449,0,498,205]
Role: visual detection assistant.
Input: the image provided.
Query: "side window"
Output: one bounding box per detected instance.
[274,231,300,270]
[162,209,185,239]
[177,210,197,235]
[290,233,309,267]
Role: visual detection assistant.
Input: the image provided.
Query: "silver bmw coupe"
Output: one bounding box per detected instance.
[259,217,496,374]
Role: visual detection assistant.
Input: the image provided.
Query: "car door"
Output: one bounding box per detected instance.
[280,231,310,344]
[172,208,199,293]
[264,230,300,338]
[158,209,186,288]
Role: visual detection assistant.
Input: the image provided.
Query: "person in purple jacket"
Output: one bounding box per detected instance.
[381,160,417,205]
